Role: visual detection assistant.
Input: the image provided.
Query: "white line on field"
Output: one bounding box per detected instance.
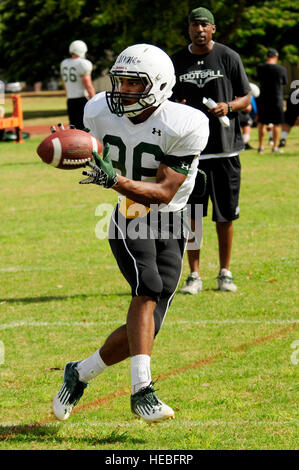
[2,420,299,428]
[0,319,298,330]
[0,265,116,272]
[71,419,299,427]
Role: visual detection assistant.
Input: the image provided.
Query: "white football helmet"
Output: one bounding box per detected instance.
[106,44,176,117]
[249,82,260,98]
[69,40,88,58]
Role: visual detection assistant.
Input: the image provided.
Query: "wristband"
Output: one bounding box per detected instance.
[227,102,233,113]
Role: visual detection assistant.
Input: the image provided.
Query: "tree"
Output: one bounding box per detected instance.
[0,0,298,84]
[0,0,111,84]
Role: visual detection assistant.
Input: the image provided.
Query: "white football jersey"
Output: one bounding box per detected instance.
[60,57,93,99]
[84,92,209,212]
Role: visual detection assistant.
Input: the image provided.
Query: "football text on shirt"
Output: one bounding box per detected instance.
[179,69,224,88]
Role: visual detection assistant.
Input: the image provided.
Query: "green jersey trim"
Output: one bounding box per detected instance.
[162,154,195,175]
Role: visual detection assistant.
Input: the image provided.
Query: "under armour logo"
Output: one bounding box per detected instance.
[198,60,204,65]
[152,128,161,136]
[181,163,189,170]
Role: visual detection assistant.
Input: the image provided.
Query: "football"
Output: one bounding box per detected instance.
[36,128,103,169]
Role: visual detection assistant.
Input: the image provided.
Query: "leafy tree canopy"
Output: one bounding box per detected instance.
[0,0,298,84]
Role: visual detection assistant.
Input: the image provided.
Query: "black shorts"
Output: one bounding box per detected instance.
[239,111,252,127]
[257,98,284,125]
[108,205,187,336]
[188,156,241,222]
[67,97,88,130]
[284,97,299,127]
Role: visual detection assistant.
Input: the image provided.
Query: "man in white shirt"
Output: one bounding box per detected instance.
[53,44,209,424]
[60,40,95,129]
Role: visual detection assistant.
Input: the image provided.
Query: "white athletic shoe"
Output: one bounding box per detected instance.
[52,361,88,420]
[217,269,237,292]
[180,273,202,294]
[131,382,174,424]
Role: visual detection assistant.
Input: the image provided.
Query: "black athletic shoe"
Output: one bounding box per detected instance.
[279,138,286,148]
[244,143,254,150]
[131,382,174,423]
[52,361,87,420]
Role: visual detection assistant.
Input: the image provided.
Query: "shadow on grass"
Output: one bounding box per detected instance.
[0,424,145,446]
[23,110,67,120]
[0,161,43,167]
[0,423,58,441]
[0,292,130,304]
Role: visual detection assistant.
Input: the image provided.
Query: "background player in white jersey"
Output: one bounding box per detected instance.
[53,44,209,424]
[60,40,95,129]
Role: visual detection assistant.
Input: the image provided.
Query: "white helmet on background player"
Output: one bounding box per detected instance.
[249,82,260,98]
[69,40,88,58]
[106,43,176,117]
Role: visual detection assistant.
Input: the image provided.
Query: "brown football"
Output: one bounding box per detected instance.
[36,128,103,169]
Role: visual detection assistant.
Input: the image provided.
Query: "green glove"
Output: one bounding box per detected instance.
[79,143,118,188]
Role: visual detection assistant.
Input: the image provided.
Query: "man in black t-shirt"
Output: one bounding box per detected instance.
[279,85,299,147]
[171,7,250,294]
[256,48,288,154]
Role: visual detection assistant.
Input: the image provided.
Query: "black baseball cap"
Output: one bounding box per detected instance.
[189,7,215,24]
[267,48,279,58]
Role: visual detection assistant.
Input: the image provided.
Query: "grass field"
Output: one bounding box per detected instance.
[3,92,68,127]
[0,96,298,450]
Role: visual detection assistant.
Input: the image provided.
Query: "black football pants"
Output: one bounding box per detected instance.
[109,205,187,336]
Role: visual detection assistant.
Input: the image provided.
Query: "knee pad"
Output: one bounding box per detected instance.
[138,268,163,301]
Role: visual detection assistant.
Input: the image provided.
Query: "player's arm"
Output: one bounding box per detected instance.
[113,163,187,207]
[210,93,251,117]
[81,75,95,99]
[80,144,191,206]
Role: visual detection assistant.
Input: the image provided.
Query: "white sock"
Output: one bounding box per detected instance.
[191,271,200,279]
[268,130,273,139]
[220,268,232,276]
[243,134,250,144]
[76,349,107,383]
[281,131,288,139]
[131,354,151,394]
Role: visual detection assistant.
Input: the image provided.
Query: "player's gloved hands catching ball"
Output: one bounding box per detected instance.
[79,143,118,188]
[50,124,90,133]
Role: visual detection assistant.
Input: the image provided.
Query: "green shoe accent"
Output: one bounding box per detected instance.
[130,382,174,423]
[60,361,87,406]
[52,361,87,420]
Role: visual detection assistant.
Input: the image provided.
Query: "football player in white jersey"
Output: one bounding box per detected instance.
[53,44,209,424]
[60,40,95,129]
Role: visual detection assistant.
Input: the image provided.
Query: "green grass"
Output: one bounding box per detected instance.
[0,105,298,449]
[3,92,68,127]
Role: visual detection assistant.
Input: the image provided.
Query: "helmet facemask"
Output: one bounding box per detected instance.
[105,44,176,118]
[106,71,156,117]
